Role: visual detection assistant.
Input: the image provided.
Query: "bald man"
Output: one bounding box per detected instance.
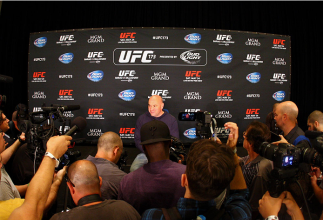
[85,132,126,200]
[131,95,179,172]
[50,160,140,220]
[273,101,310,147]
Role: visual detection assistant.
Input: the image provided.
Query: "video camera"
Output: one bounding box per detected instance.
[259,135,323,197]
[178,111,217,139]
[19,104,85,171]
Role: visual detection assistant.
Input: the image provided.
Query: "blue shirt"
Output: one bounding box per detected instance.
[141,189,251,220]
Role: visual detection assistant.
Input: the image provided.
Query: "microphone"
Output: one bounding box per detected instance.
[42,105,80,112]
[0,74,13,83]
[65,116,87,136]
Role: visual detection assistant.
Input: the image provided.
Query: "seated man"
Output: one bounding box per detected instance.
[50,160,141,220]
[142,122,252,220]
[118,120,186,215]
[86,131,126,200]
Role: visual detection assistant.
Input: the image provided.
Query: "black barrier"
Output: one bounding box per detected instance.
[28,27,290,145]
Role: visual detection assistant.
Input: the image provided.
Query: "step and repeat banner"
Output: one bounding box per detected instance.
[28,27,290,145]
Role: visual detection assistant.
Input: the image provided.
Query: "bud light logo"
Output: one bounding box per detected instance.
[273,91,285,101]
[59,53,74,64]
[184,128,197,139]
[34,37,47,47]
[246,72,261,83]
[184,33,201,44]
[118,89,136,101]
[216,53,233,64]
[87,70,104,82]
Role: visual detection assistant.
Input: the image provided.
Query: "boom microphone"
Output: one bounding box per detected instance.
[42,105,81,112]
[65,116,87,136]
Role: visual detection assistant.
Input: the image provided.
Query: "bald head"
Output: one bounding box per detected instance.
[97,132,123,152]
[148,95,164,117]
[277,101,298,122]
[308,110,323,132]
[68,160,101,193]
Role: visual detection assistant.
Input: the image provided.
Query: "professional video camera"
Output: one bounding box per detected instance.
[259,136,323,197]
[170,136,187,164]
[178,111,217,139]
[18,104,86,171]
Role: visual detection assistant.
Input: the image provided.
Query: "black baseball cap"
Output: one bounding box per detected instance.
[140,120,171,145]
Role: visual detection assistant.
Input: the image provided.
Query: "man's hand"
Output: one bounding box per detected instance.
[46,135,72,159]
[272,135,289,145]
[224,122,238,150]
[19,132,26,142]
[282,191,304,219]
[259,191,285,218]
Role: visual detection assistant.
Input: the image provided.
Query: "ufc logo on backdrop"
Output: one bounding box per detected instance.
[216,35,232,41]
[88,109,103,115]
[33,72,45,77]
[118,50,154,63]
[119,128,135,134]
[119,70,135,76]
[59,90,73,96]
[217,90,232,96]
[87,52,104,58]
[60,35,74,41]
[120,32,136,39]
[246,54,261,60]
[246,109,260,114]
[273,39,285,45]
[185,71,201,77]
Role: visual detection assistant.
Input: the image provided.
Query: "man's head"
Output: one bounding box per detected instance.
[183,139,235,200]
[148,95,164,117]
[140,120,171,162]
[274,101,298,130]
[0,110,10,133]
[307,110,323,132]
[66,160,102,205]
[96,131,123,164]
[243,121,271,154]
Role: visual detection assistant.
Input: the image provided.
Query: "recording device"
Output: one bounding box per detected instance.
[170,136,187,164]
[178,111,217,140]
[259,135,323,197]
[19,104,84,171]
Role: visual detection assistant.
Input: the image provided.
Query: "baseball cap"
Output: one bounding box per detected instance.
[140,120,171,145]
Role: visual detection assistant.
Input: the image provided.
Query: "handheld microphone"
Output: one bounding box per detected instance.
[65,116,87,136]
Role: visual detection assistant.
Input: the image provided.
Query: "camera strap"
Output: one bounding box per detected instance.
[77,194,103,206]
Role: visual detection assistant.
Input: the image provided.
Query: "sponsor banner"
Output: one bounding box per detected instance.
[119,127,135,139]
[116,70,138,82]
[217,53,233,64]
[63,111,74,118]
[59,53,74,64]
[244,109,261,119]
[119,112,136,117]
[246,72,261,83]
[216,127,230,139]
[56,35,77,46]
[215,90,233,101]
[119,89,136,101]
[32,91,46,99]
[215,111,232,119]
[246,94,260,98]
[59,126,71,135]
[273,91,285,101]
[87,35,105,43]
[151,72,169,80]
[183,71,202,82]
[88,93,103,97]
[270,73,287,84]
[272,58,287,65]
[32,72,46,83]
[57,90,74,101]
[87,70,104,82]
[245,38,261,46]
[87,129,103,137]
[213,34,235,46]
[59,75,73,79]
[84,52,106,64]
[217,75,232,79]
[184,128,197,139]
[87,108,104,120]
[148,90,172,100]
[184,92,202,100]
[153,36,168,40]
[118,32,137,44]
[272,39,286,50]
[243,54,263,66]
[34,37,47,47]
[184,33,201,44]
[184,109,200,112]
[33,57,46,62]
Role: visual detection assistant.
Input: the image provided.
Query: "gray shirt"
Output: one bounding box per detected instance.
[0,166,20,201]
[86,155,126,200]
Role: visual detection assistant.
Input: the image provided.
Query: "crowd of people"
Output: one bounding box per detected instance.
[1,96,323,220]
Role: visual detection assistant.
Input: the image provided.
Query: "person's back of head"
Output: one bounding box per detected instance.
[245,121,271,154]
[96,131,123,163]
[66,160,102,204]
[140,120,172,162]
[186,139,235,200]
[307,110,323,132]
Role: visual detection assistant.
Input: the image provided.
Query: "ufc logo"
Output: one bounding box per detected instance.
[217,90,232,96]
[273,73,286,79]
[59,90,73,96]
[216,127,230,134]
[119,70,135,76]
[273,39,285,45]
[88,52,103,58]
[119,128,135,134]
[120,32,136,39]
[216,35,232,41]
[33,72,45,77]
[152,90,168,96]
[185,71,201,77]
[60,35,74,41]
[246,109,260,114]
[119,50,154,63]
[246,54,261,60]
[88,108,103,115]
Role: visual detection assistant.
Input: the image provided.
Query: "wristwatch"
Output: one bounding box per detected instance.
[45,152,60,168]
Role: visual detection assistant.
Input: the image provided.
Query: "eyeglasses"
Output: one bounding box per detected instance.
[65,166,75,187]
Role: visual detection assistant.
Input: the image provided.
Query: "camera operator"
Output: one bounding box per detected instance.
[6,135,72,220]
[259,191,304,220]
[272,101,310,148]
